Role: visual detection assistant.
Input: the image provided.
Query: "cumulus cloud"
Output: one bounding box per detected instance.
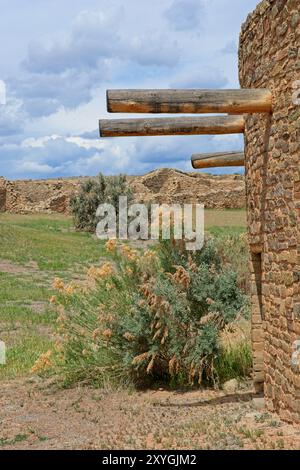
[164,0,205,31]
[0,129,244,180]
[6,6,179,121]
[23,10,121,74]
[23,8,179,74]
[170,67,228,89]
[0,0,254,178]
[11,68,103,117]
[0,95,26,137]
[79,129,99,139]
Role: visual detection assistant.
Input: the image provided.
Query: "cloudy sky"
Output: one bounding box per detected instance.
[0,0,259,180]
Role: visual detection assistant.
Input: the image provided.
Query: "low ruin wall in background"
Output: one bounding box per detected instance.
[0,169,246,214]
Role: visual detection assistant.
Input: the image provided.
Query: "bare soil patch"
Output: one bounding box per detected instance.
[0,379,299,450]
[0,260,39,276]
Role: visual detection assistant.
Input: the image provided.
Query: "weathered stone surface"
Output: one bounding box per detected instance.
[0,169,246,214]
[222,379,239,394]
[240,0,300,424]
[0,177,6,212]
[1,178,81,214]
[128,169,245,208]
[253,397,266,411]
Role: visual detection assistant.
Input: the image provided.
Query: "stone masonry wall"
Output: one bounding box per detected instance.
[3,178,81,214]
[0,177,6,211]
[239,0,300,422]
[0,170,246,214]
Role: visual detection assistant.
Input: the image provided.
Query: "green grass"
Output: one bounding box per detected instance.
[0,333,53,380]
[0,213,107,271]
[0,213,109,380]
[205,209,246,239]
[0,211,247,382]
[0,305,56,326]
[0,434,29,447]
[205,209,246,231]
[0,213,73,232]
[215,342,252,383]
[207,226,246,236]
[0,272,51,302]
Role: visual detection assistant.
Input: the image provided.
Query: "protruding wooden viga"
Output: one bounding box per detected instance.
[99,115,245,137]
[191,151,245,169]
[100,88,272,169]
[107,89,272,114]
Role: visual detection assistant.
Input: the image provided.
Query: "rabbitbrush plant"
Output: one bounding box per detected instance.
[50,236,251,388]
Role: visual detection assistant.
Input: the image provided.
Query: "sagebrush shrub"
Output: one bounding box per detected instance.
[51,236,250,388]
[70,173,133,231]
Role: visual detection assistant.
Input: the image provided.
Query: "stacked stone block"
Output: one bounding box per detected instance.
[0,177,6,211]
[239,0,300,422]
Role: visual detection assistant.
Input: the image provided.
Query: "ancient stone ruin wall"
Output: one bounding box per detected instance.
[0,170,246,214]
[0,178,81,214]
[239,0,300,422]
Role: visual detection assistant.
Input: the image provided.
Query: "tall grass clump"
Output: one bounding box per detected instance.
[209,230,249,294]
[49,235,251,389]
[215,319,252,383]
[70,173,133,232]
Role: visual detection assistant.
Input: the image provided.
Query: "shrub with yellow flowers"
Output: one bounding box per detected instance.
[50,235,250,389]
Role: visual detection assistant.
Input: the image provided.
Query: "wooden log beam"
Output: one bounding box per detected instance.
[107,89,272,114]
[99,115,245,138]
[191,151,245,169]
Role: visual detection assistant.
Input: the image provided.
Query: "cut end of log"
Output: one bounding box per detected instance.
[99,119,105,138]
[191,151,245,169]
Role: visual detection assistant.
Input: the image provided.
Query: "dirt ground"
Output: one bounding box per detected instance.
[1,378,300,450]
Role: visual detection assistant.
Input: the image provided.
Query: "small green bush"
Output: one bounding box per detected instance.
[51,236,251,389]
[70,173,133,232]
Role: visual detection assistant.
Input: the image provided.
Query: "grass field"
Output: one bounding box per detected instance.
[204,209,246,230]
[0,213,109,379]
[0,210,246,381]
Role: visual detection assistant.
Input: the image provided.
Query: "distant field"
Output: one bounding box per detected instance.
[205,209,246,229]
[0,208,247,235]
[0,210,246,380]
